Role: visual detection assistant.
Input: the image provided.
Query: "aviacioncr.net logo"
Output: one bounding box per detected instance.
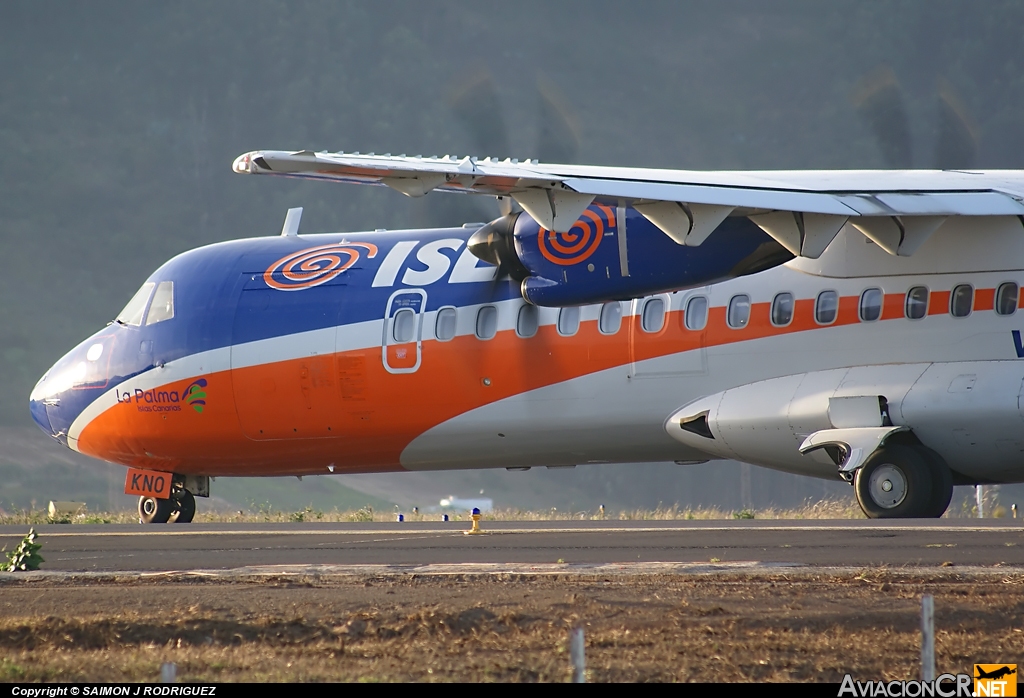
[838,674,974,697]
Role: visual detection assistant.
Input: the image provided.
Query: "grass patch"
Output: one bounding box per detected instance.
[0,497,872,523]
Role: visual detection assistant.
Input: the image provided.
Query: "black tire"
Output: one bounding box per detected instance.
[169,490,196,524]
[854,445,933,518]
[138,496,174,524]
[918,447,954,518]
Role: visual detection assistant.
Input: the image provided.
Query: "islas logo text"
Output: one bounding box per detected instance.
[260,206,617,293]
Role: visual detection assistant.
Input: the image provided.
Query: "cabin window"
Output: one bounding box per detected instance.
[557,306,580,336]
[599,301,623,334]
[392,308,416,342]
[950,284,973,318]
[475,305,498,339]
[641,297,666,333]
[996,282,1019,316]
[115,282,155,327]
[859,288,883,322]
[435,307,457,341]
[771,292,793,327]
[516,304,539,338]
[905,286,928,320]
[684,296,708,331]
[727,294,750,329]
[815,290,838,325]
[145,281,175,325]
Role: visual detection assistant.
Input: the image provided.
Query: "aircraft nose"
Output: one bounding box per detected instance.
[29,371,56,436]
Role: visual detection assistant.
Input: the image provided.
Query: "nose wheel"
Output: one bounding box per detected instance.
[137,489,197,524]
[138,495,174,524]
[169,490,196,523]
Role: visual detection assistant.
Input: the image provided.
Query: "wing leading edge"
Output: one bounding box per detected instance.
[233,150,1024,258]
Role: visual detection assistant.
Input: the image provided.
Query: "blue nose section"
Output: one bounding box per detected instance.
[29,375,55,436]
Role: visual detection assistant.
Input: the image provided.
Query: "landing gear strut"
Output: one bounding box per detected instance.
[854,444,953,519]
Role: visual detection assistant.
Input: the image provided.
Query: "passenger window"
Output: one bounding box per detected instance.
[950,284,973,318]
[435,307,457,341]
[516,304,539,338]
[995,282,1019,316]
[815,290,838,325]
[476,305,497,339]
[115,282,155,327]
[599,302,623,334]
[905,286,928,320]
[771,292,793,327]
[684,296,708,331]
[641,297,666,333]
[145,281,175,325]
[392,308,416,342]
[859,288,882,322]
[557,306,580,336]
[727,294,750,329]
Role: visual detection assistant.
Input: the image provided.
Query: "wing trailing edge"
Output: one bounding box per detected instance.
[232,149,1024,256]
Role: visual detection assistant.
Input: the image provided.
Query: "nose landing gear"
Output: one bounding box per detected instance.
[169,490,196,523]
[137,474,207,524]
[138,495,174,524]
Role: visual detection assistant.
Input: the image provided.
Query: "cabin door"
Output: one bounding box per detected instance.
[382,289,426,374]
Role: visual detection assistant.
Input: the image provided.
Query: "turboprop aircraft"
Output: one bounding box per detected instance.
[27,143,1024,522]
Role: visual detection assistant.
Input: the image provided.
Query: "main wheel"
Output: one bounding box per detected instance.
[854,445,934,518]
[169,490,196,524]
[918,446,954,518]
[138,496,174,524]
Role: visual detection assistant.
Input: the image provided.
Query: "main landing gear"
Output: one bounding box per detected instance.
[853,444,953,519]
[137,474,206,524]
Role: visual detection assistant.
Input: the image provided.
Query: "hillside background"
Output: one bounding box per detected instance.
[2,1,1023,514]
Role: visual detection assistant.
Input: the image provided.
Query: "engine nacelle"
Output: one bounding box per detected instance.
[469,205,791,307]
[666,362,1024,483]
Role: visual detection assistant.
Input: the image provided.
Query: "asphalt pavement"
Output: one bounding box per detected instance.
[1,519,1021,572]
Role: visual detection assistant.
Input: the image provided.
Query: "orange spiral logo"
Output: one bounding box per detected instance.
[537,204,614,266]
[264,242,378,291]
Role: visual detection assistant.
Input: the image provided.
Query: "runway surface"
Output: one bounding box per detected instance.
[1,519,1022,572]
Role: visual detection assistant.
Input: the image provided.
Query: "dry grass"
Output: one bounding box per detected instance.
[0,498,868,526]
[0,571,1021,682]
[2,493,1010,526]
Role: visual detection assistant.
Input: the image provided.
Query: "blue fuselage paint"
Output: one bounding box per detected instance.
[29,210,776,443]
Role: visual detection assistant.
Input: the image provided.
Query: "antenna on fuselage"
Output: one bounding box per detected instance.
[280,207,303,237]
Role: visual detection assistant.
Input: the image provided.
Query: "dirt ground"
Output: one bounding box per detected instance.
[0,570,1021,683]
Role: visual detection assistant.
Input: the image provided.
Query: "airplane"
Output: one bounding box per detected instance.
[27,146,1024,523]
[975,667,1017,681]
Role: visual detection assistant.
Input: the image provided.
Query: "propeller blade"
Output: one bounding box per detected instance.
[536,75,580,164]
[448,70,510,159]
[852,65,913,169]
[934,77,978,169]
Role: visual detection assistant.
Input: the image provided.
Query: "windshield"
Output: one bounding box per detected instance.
[146,281,175,324]
[115,282,155,326]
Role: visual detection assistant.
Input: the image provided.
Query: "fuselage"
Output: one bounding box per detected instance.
[28,214,1024,486]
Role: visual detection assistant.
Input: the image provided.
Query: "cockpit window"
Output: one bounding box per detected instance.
[146,281,175,325]
[115,283,155,326]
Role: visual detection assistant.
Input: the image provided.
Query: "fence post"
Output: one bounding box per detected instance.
[570,626,586,683]
[921,595,935,682]
[160,662,177,683]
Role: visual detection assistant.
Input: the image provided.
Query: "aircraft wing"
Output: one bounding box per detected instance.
[233,150,1024,258]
